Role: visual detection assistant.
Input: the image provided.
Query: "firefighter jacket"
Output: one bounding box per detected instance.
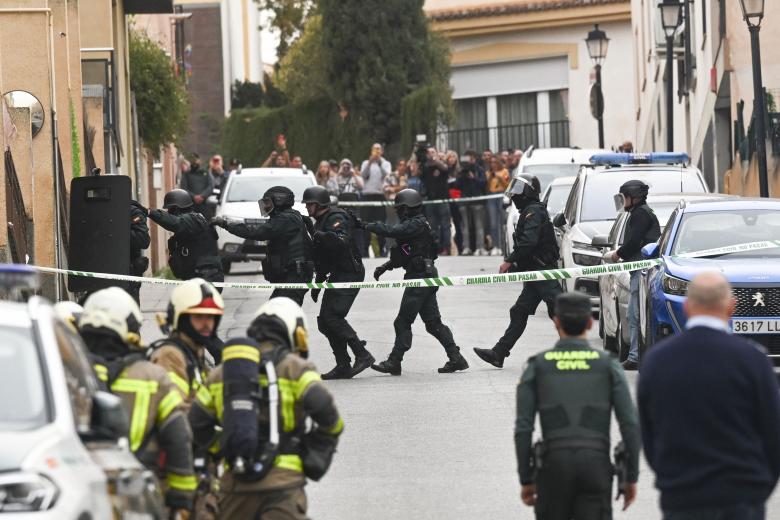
[188,341,344,492]
[514,338,640,486]
[92,349,197,510]
[149,332,210,411]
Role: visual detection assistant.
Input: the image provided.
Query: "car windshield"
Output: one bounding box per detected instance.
[0,325,48,430]
[580,170,704,222]
[522,164,582,192]
[226,176,314,203]
[671,209,780,257]
[545,183,574,215]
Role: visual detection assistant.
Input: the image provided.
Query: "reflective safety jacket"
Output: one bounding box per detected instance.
[514,338,640,486]
[93,357,197,509]
[149,332,210,411]
[188,341,344,492]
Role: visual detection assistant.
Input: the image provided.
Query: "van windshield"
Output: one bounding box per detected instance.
[522,164,582,192]
[227,176,314,203]
[0,326,49,431]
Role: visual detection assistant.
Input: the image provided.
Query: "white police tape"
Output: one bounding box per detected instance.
[33,240,780,291]
[336,193,504,207]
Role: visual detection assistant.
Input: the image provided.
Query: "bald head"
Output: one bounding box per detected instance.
[684,271,735,322]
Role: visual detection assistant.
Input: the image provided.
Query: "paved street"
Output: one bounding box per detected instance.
[140,256,780,520]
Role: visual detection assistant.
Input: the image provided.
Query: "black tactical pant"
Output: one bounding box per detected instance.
[389,270,460,363]
[535,448,613,520]
[494,279,562,357]
[318,268,366,366]
[270,272,311,306]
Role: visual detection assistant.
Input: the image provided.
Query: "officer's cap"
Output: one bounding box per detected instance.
[554,292,591,320]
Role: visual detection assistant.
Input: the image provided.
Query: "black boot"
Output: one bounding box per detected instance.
[438,354,469,373]
[351,349,375,377]
[473,347,505,368]
[371,359,402,376]
[322,364,354,380]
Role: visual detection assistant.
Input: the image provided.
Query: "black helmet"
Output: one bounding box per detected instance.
[394,189,423,209]
[163,189,194,210]
[619,180,649,200]
[259,186,295,216]
[302,185,330,207]
[507,174,539,201]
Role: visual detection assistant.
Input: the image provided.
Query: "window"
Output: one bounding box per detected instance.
[452,97,489,152]
[564,177,580,225]
[659,209,678,252]
[497,93,537,150]
[0,325,48,431]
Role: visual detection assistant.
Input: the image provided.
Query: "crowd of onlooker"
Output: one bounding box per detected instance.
[175,140,525,258]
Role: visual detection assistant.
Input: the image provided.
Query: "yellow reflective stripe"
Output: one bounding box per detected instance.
[294,371,322,399]
[222,345,260,363]
[157,390,183,423]
[94,364,108,382]
[168,372,190,396]
[274,454,303,473]
[210,382,225,421]
[195,383,211,408]
[111,379,159,394]
[324,417,344,436]
[110,378,159,452]
[167,473,198,491]
[277,379,296,432]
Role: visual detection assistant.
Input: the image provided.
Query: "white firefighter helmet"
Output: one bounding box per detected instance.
[53,301,84,331]
[167,278,225,329]
[80,287,143,347]
[249,297,309,357]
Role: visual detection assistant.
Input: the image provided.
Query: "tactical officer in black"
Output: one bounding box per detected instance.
[515,292,640,520]
[607,180,660,371]
[128,200,151,304]
[303,185,375,380]
[357,189,469,375]
[147,189,224,286]
[474,175,562,368]
[212,186,313,306]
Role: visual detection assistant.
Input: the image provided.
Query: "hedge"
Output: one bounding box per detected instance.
[400,83,453,153]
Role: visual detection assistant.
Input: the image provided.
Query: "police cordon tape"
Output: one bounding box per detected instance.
[33,240,780,291]
[335,193,505,207]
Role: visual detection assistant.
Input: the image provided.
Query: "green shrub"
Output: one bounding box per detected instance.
[401,83,453,153]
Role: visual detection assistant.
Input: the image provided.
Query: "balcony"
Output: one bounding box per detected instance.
[437,120,570,153]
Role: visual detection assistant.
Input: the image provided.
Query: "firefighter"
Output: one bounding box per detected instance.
[78,287,196,516]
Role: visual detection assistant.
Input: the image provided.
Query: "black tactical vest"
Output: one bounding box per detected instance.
[389,215,437,272]
[514,202,559,269]
[314,208,360,273]
[532,343,614,442]
[623,202,661,262]
[168,213,220,280]
[263,209,314,282]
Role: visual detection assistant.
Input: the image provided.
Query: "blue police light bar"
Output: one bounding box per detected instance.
[0,264,39,291]
[589,152,690,166]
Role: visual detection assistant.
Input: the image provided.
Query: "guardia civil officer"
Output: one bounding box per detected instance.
[516,292,640,520]
[357,188,469,375]
[474,175,562,368]
[128,200,151,304]
[79,287,196,516]
[605,180,659,370]
[303,185,375,379]
[212,186,313,305]
[146,189,224,286]
[188,298,343,519]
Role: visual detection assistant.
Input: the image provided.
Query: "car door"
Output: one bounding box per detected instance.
[640,209,677,346]
[601,215,625,337]
[557,176,581,291]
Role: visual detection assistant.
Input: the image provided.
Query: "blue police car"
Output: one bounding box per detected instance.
[641,198,780,366]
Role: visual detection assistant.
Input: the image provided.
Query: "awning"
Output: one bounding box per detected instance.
[124,0,173,14]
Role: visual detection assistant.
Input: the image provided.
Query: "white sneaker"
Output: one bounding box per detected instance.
[490,247,502,256]
[476,248,488,256]
[461,248,472,256]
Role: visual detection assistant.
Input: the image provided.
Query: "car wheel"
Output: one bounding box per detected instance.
[221,259,232,274]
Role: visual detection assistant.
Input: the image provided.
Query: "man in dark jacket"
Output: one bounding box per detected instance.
[474,175,562,368]
[358,189,469,375]
[146,189,224,286]
[608,180,660,370]
[180,154,214,218]
[456,151,487,255]
[421,147,452,254]
[212,186,313,305]
[639,272,780,520]
[128,200,151,304]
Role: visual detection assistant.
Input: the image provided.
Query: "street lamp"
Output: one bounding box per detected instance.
[586,24,609,148]
[739,0,769,197]
[658,0,683,152]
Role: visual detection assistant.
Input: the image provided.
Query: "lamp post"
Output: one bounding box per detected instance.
[658,0,683,152]
[739,0,769,197]
[586,25,609,148]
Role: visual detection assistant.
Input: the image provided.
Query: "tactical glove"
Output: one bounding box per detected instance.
[211,216,228,228]
[349,211,366,230]
[136,204,150,217]
[374,263,390,281]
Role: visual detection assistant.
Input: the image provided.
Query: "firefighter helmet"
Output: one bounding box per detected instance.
[166,278,224,330]
[80,287,143,347]
[247,297,309,358]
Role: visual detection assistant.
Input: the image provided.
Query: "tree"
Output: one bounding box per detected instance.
[129,30,189,150]
[276,15,329,104]
[320,0,450,145]
[231,80,265,109]
[255,0,316,60]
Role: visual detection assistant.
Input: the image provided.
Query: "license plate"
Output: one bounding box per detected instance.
[730,319,780,334]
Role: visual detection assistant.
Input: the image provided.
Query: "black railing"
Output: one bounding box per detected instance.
[437,120,570,153]
[5,150,29,264]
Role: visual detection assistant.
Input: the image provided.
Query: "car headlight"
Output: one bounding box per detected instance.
[571,241,602,266]
[662,273,689,296]
[0,472,58,512]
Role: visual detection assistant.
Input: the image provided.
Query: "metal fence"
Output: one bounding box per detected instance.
[436,120,570,154]
[5,150,29,264]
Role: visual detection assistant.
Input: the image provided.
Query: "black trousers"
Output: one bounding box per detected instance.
[389,271,460,363]
[494,279,562,357]
[317,268,366,366]
[270,272,310,306]
[535,448,613,520]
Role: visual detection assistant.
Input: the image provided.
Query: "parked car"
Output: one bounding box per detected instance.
[213,168,317,273]
[553,152,708,313]
[505,148,603,252]
[0,265,164,519]
[592,193,729,359]
[641,198,780,367]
